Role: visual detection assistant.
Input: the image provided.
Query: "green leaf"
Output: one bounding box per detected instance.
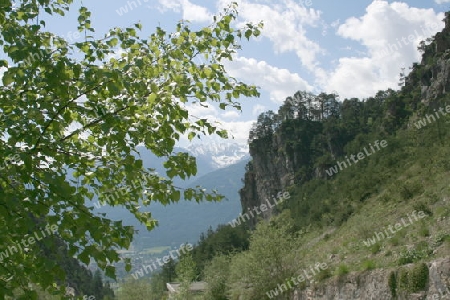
[188,132,196,141]
[2,71,14,85]
[245,29,252,40]
[148,93,157,103]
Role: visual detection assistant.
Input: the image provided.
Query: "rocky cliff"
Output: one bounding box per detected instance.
[293,257,450,300]
[239,118,324,227]
[239,134,296,227]
[420,12,450,104]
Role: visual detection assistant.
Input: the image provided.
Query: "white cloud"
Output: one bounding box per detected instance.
[185,102,218,119]
[220,120,254,143]
[435,0,450,4]
[181,102,252,145]
[222,0,323,70]
[224,56,312,103]
[157,0,212,22]
[182,0,212,22]
[321,0,445,99]
[221,110,241,119]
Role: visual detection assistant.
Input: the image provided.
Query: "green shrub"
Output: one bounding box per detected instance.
[431,232,448,248]
[396,263,429,293]
[409,263,429,292]
[398,246,432,265]
[398,269,409,291]
[425,192,440,204]
[389,236,400,246]
[336,264,349,276]
[416,241,430,253]
[398,249,415,265]
[371,242,382,254]
[413,202,432,216]
[400,182,424,201]
[362,260,376,271]
[379,194,391,203]
[418,223,430,237]
[388,271,397,298]
[400,185,414,200]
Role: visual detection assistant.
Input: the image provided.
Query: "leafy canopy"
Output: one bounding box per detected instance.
[0,0,261,297]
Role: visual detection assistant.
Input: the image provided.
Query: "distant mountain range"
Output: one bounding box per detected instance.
[91,142,248,250]
[187,142,249,170]
[134,159,248,248]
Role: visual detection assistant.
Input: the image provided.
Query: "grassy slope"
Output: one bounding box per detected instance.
[284,113,450,280]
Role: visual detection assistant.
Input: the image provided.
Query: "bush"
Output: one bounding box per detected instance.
[418,223,430,237]
[379,194,391,203]
[371,242,382,254]
[400,185,414,200]
[362,260,376,271]
[398,269,409,291]
[413,202,432,216]
[409,263,429,292]
[400,181,424,201]
[388,271,397,298]
[336,264,349,276]
[431,231,450,248]
[389,236,400,246]
[398,246,432,265]
[396,263,429,294]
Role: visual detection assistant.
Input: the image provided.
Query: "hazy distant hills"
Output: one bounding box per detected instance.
[91,143,248,249]
[134,159,247,248]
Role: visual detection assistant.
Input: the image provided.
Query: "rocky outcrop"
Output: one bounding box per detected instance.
[293,257,450,300]
[421,50,450,104]
[420,12,450,104]
[239,133,296,227]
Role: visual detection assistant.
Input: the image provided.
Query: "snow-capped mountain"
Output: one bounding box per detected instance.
[186,142,249,170]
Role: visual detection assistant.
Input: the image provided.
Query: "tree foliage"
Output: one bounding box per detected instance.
[203,255,231,300]
[227,211,300,300]
[0,0,261,297]
[117,279,155,300]
[191,224,249,277]
[174,254,197,300]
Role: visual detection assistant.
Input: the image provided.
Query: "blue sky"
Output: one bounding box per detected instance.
[10,0,450,146]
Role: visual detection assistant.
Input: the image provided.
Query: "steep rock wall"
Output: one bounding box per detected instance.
[239,133,296,227]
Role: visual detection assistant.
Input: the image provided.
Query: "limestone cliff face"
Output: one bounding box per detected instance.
[420,12,450,104]
[239,133,296,227]
[420,51,450,104]
[293,257,450,300]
